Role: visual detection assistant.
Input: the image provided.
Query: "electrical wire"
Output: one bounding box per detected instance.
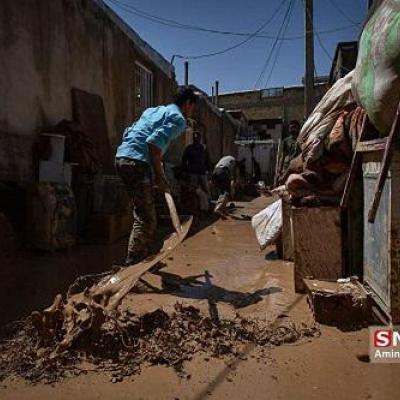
[301,0,354,73]
[326,0,361,26]
[253,0,294,89]
[168,0,290,60]
[106,0,359,72]
[104,0,361,41]
[263,0,296,89]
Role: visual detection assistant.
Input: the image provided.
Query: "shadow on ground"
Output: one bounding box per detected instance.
[140,265,282,309]
[0,212,227,327]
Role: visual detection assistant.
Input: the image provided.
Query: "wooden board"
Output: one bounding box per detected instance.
[368,103,400,223]
[356,138,387,153]
[104,217,193,310]
[71,89,113,173]
[165,192,182,236]
[292,207,343,293]
[282,200,293,261]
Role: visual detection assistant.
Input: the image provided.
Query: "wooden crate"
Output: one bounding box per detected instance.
[304,278,370,326]
[292,207,344,293]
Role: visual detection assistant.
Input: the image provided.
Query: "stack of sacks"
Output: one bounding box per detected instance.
[282,72,366,205]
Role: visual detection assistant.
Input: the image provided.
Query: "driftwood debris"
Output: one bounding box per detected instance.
[31,217,193,351]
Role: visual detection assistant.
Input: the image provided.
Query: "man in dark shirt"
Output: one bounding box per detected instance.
[182,132,210,201]
[277,120,301,184]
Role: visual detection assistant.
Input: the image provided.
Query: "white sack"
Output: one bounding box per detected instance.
[251,199,282,250]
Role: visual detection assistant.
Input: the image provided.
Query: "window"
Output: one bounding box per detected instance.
[260,87,283,98]
[135,62,153,117]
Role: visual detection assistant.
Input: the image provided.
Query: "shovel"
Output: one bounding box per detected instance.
[164,191,183,237]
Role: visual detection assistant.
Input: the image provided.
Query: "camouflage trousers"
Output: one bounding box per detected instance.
[115,158,157,264]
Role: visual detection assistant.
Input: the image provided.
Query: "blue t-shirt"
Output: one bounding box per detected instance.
[116,104,186,164]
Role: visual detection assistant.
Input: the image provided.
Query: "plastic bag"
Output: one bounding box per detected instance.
[251,199,282,250]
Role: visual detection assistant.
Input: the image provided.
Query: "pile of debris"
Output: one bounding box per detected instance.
[0,304,319,384]
[279,0,400,207]
[278,72,366,206]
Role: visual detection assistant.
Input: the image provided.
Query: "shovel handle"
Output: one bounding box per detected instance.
[164,192,182,236]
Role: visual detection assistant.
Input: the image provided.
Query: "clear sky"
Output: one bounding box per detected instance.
[104,0,368,94]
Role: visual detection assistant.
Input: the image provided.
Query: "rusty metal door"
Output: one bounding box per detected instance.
[363,158,391,313]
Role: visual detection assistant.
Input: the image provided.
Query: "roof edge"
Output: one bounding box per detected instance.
[218,83,328,97]
[93,0,174,78]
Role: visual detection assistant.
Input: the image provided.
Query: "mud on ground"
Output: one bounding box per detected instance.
[0,302,319,384]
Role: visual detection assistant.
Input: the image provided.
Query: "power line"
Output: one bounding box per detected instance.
[300,0,331,62]
[169,0,290,60]
[105,0,361,41]
[315,32,353,73]
[263,0,296,89]
[326,0,361,26]
[254,2,292,89]
[254,0,294,89]
[300,0,353,75]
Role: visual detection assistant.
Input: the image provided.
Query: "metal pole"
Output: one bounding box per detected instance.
[304,0,315,118]
[215,80,219,107]
[211,86,215,104]
[184,61,189,86]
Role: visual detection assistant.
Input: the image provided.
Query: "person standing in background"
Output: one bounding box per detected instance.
[277,120,301,184]
[182,131,210,213]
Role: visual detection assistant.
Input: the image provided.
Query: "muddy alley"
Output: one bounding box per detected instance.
[1,197,399,400]
[2,1,400,399]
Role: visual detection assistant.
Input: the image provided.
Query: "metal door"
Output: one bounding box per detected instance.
[363,159,391,313]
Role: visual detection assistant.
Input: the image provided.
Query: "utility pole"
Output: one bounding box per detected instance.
[211,86,215,104]
[304,0,315,118]
[215,80,219,107]
[184,61,189,86]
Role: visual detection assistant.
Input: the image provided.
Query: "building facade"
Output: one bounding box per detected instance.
[0,0,176,182]
[216,84,328,140]
[329,41,358,84]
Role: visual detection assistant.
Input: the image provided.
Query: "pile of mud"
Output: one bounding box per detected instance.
[0,304,319,384]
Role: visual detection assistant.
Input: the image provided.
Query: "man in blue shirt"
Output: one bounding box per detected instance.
[115,87,198,265]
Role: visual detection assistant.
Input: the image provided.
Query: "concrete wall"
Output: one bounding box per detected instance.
[221,113,238,158]
[196,98,223,165]
[0,0,176,182]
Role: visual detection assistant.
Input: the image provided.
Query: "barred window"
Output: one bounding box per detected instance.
[135,62,153,118]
